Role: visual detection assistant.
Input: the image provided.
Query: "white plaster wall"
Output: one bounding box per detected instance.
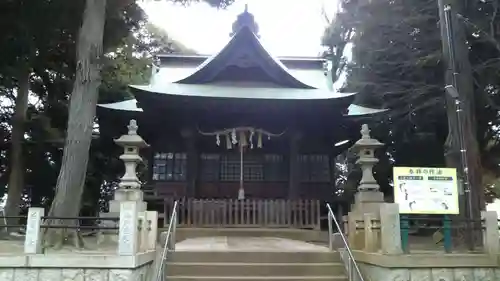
[0,262,152,281]
[361,264,498,281]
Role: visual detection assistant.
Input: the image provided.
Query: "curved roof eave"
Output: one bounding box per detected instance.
[96,96,384,117]
[97,99,143,112]
[345,104,388,116]
[130,84,357,100]
[173,27,318,89]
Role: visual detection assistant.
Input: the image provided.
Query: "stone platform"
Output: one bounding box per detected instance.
[0,239,118,255]
[175,236,330,252]
[166,227,328,245]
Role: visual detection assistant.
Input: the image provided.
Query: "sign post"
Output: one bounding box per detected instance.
[393,167,459,253]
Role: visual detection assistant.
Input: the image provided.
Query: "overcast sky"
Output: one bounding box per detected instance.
[138,0,336,57]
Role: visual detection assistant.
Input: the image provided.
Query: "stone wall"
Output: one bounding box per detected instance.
[0,266,152,281]
[360,263,497,281]
[0,251,156,281]
[351,250,500,281]
[344,202,500,281]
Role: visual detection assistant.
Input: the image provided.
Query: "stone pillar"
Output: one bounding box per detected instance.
[347,211,358,247]
[24,207,44,254]
[108,120,149,214]
[363,213,379,252]
[482,211,499,257]
[288,131,301,199]
[138,212,148,252]
[146,211,158,251]
[182,128,198,197]
[379,203,403,254]
[118,201,139,256]
[350,124,385,213]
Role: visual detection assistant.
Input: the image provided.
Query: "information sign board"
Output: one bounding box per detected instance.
[393,167,459,214]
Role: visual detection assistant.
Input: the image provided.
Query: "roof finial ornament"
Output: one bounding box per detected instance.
[230,3,260,38]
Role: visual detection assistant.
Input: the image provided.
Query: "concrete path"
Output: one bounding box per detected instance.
[175,236,330,252]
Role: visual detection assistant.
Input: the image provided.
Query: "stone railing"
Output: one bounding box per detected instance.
[343,203,499,255]
[23,201,159,255]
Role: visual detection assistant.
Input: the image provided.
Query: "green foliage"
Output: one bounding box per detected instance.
[100,51,152,102]
[324,0,500,200]
[0,0,211,212]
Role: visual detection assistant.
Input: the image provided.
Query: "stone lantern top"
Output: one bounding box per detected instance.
[114,120,149,148]
[351,124,383,150]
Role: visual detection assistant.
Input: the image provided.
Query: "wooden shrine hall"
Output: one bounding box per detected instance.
[97,6,384,229]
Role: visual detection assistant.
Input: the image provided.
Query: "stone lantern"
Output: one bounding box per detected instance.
[351,124,384,192]
[108,119,149,214]
[350,124,385,213]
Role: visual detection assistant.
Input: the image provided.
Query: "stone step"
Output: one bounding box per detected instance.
[160,229,327,244]
[166,262,345,277]
[167,276,347,281]
[170,251,342,264]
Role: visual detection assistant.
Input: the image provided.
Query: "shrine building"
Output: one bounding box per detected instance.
[97,6,384,228]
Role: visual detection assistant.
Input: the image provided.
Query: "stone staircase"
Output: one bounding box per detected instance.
[165,250,348,281]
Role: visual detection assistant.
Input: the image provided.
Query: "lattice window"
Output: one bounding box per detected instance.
[243,154,264,181]
[200,154,220,181]
[299,154,331,183]
[152,152,187,181]
[220,154,241,181]
[183,153,287,182]
[263,154,287,181]
[219,153,267,182]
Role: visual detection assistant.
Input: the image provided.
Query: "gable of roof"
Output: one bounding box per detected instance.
[173,26,316,89]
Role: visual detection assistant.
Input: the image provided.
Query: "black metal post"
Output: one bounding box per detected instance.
[443,4,474,250]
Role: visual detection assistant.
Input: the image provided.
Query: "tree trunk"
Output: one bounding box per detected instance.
[2,67,30,229]
[43,0,107,248]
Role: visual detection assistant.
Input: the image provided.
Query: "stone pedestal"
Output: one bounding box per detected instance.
[109,189,147,213]
[352,190,385,214]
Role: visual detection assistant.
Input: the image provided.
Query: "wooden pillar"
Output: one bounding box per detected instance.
[288,131,301,199]
[182,128,198,197]
[329,151,336,189]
